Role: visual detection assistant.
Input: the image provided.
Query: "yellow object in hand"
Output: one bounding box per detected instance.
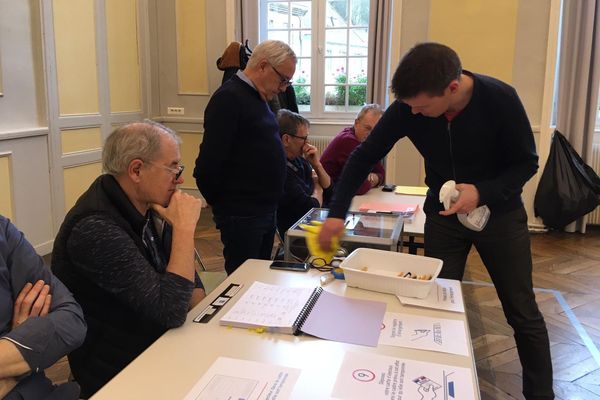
[299,221,340,264]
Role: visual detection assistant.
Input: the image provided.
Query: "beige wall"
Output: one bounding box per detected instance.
[387,0,554,219]
[0,1,53,251]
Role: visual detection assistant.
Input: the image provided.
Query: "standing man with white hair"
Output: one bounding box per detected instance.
[194,40,297,275]
[52,120,204,398]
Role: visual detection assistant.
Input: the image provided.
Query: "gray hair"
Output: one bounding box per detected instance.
[277,109,310,137]
[356,104,384,121]
[102,120,181,176]
[247,40,297,69]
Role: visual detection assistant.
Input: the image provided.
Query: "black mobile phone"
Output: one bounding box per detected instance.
[270,260,310,272]
[382,184,396,192]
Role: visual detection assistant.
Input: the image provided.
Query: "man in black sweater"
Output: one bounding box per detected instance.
[194,40,296,274]
[318,43,553,400]
[52,121,204,398]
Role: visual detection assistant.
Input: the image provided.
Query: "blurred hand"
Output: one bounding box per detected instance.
[303,144,320,167]
[12,280,51,330]
[152,190,202,232]
[439,183,480,216]
[318,218,345,251]
[367,173,380,188]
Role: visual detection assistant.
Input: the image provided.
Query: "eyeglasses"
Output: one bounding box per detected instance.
[148,163,185,180]
[287,133,309,144]
[268,62,293,87]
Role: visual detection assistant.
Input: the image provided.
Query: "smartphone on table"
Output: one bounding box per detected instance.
[269,260,310,272]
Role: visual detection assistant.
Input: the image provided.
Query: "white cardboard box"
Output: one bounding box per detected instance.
[340,248,443,298]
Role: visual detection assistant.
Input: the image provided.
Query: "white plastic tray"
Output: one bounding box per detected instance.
[340,248,443,298]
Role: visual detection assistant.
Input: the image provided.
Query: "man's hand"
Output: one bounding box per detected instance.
[12,280,51,330]
[439,183,480,216]
[152,190,202,232]
[318,218,345,251]
[303,143,320,166]
[367,172,380,188]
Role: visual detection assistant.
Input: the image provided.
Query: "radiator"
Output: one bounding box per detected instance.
[587,143,600,224]
[310,135,334,154]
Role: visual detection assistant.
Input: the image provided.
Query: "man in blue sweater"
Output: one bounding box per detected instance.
[276,109,332,237]
[194,40,296,274]
[318,43,553,399]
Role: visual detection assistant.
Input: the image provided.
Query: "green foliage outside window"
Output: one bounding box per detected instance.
[326,70,367,106]
[293,76,310,105]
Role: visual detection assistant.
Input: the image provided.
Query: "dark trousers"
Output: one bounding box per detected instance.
[214,212,276,275]
[424,207,554,400]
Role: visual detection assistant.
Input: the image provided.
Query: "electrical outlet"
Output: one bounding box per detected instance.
[167,107,185,115]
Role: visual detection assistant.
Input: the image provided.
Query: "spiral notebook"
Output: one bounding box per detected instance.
[219,281,386,347]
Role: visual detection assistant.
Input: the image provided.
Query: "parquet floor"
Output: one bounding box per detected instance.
[46,207,600,399]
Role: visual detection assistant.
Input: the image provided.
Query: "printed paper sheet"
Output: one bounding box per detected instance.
[184,357,300,400]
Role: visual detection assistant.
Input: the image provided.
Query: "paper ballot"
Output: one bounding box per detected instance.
[331,351,477,400]
[183,357,300,400]
[379,312,470,356]
[396,278,465,313]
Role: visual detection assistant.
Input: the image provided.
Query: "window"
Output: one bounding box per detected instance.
[260,0,371,118]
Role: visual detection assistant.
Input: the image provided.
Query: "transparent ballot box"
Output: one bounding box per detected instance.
[284,208,404,262]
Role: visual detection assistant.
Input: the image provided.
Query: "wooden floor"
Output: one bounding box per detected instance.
[47,207,600,399]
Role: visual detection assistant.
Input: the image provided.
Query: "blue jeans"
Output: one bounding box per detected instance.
[213,212,276,275]
[425,207,554,400]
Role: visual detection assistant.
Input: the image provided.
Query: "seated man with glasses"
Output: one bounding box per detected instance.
[52,120,205,398]
[320,104,385,195]
[276,109,332,236]
[194,40,297,275]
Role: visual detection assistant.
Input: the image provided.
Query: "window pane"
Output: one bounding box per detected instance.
[325,85,347,112]
[326,0,348,27]
[267,2,289,29]
[290,1,311,28]
[267,30,288,42]
[294,85,311,111]
[349,28,368,56]
[325,29,347,56]
[290,30,311,58]
[294,58,311,84]
[348,58,367,83]
[324,58,347,84]
[350,0,369,27]
[348,85,366,107]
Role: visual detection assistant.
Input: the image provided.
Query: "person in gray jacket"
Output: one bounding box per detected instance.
[0,215,86,399]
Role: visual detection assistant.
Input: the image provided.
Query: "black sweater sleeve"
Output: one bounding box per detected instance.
[67,215,194,328]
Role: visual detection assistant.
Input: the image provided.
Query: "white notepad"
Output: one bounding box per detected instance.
[219,281,386,347]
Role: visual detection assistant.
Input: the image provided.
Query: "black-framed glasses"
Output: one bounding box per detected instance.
[149,163,185,180]
[268,62,293,87]
[287,133,309,144]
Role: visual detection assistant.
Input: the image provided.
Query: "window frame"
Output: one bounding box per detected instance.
[259,0,373,121]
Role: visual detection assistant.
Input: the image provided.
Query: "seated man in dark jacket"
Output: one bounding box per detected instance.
[276,109,332,236]
[52,121,205,398]
[0,215,86,400]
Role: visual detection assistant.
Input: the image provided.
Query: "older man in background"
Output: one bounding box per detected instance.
[320,104,385,195]
[194,40,297,275]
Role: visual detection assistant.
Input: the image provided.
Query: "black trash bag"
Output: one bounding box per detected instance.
[534,130,600,228]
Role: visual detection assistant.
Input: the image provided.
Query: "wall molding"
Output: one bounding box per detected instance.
[0,127,49,141]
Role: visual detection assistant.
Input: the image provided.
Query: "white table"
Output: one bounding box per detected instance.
[351,187,426,253]
[91,259,479,399]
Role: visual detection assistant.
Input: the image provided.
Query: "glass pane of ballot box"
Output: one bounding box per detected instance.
[284,208,404,262]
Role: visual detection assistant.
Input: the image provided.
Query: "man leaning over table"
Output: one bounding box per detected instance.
[52,120,205,398]
[1,215,86,399]
[317,43,553,400]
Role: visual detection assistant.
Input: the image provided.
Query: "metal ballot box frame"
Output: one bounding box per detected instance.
[284,208,404,262]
